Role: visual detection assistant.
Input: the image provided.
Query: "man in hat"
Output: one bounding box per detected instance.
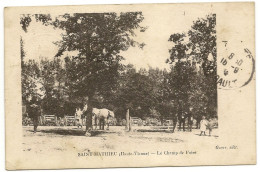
[30,97,40,133]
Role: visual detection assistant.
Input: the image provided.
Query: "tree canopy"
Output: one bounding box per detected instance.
[21,13,217,129]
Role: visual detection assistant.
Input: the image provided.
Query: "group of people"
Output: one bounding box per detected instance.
[199,116,216,136]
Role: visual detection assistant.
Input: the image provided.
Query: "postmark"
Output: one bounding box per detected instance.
[217,41,255,90]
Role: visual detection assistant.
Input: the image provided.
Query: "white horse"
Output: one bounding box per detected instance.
[81,104,115,130]
[92,108,115,130]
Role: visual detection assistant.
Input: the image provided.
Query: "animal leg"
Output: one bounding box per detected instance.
[106,119,110,130]
[102,120,105,130]
[99,118,102,130]
[95,117,98,130]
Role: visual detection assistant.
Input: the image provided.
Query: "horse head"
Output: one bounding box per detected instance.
[108,111,115,118]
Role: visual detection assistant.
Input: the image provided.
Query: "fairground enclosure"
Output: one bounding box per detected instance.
[21,12,217,136]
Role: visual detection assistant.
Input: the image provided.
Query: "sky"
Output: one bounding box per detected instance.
[21,8,210,70]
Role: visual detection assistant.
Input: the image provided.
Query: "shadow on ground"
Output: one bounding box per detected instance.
[136,129,174,133]
[37,128,116,136]
[37,129,86,136]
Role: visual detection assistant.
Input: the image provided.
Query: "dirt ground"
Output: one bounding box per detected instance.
[22,126,219,155]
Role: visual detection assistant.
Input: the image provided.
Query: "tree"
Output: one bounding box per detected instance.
[188,14,216,76]
[188,14,217,120]
[20,14,54,114]
[39,58,66,117]
[52,12,145,133]
[166,14,217,129]
[21,59,42,108]
[20,14,52,33]
[114,72,155,117]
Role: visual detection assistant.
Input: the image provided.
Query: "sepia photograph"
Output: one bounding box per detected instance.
[4,2,255,170]
[20,10,218,152]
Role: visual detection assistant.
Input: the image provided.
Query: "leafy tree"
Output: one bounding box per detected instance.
[21,14,54,112]
[21,59,41,106]
[112,68,155,119]
[20,14,52,32]
[147,68,171,121]
[167,14,217,127]
[188,14,217,120]
[188,14,216,76]
[39,58,66,116]
[52,12,145,132]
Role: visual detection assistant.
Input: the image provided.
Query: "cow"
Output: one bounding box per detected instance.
[92,108,115,130]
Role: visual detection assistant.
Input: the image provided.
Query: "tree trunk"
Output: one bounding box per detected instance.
[85,97,93,136]
[125,109,131,131]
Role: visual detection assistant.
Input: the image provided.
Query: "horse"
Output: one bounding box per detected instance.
[92,108,115,130]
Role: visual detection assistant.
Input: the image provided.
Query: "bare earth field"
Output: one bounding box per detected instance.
[22,126,219,155]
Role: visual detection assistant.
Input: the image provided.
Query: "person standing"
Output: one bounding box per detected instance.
[207,118,215,136]
[199,116,207,136]
[75,107,83,128]
[30,98,40,133]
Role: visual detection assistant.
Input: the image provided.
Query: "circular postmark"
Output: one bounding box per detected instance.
[217,41,255,90]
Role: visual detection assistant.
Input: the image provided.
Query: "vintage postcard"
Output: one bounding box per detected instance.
[5,2,255,170]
